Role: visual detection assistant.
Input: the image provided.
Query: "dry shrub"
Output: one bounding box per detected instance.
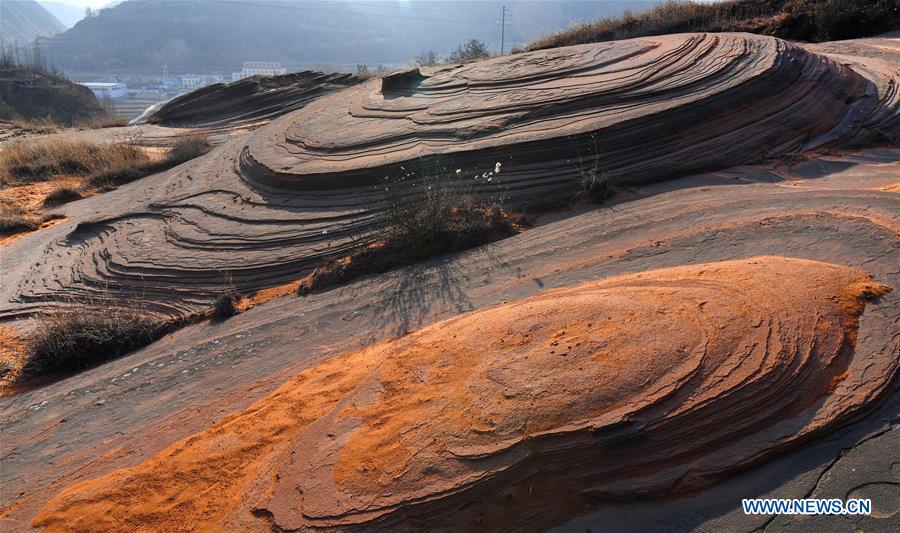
[573,135,613,204]
[24,303,166,377]
[299,163,521,294]
[168,133,211,165]
[525,0,899,51]
[42,186,83,207]
[18,282,238,380]
[9,117,58,134]
[0,138,148,185]
[212,293,238,319]
[79,115,129,129]
[1,132,211,190]
[0,198,42,233]
[0,132,214,235]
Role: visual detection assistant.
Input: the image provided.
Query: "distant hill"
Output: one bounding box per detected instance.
[0,65,106,125]
[34,0,659,73]
[39,1,86,28]
[0,0,66,47]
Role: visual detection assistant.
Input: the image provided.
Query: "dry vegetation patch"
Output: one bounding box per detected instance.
[525,0,899,51]
[299,166,524,295]
[0,133,211,240]
[1,138,149,186]
[24,306,168,377]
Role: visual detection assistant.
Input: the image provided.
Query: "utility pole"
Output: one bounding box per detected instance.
[500,5,507,55]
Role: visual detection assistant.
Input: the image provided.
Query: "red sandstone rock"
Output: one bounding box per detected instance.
[31,257,895,532]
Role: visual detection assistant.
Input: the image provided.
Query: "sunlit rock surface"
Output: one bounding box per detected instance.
[31,257,895,531]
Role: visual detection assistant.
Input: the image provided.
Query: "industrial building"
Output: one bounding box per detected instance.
[232,61,288,81]
[82,82,128,100]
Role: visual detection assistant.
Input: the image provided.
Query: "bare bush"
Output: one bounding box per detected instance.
[414,50,439,67]
[168,133,211,165]
[449,39,490,63]
[356,64,389,80]
[299,161,519,295]
[24,302,166,377]
[573,135,612,204]
[42,186,83,207]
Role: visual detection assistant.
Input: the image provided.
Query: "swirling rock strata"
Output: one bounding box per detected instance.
[2,33,898,318]
[32,257,894,532]
[147,71,358,129]
[241,33,895,194]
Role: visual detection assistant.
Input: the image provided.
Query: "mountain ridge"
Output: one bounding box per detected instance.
[1,0,66,46]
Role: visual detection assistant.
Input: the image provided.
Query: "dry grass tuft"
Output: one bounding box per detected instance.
[42,186,83,207]
[0,138,148,186]
[0,198,44,233]
[9,117,59,134]
[525,0,899,51]
[168,134,211,165]
[24,305,166,377]
[78,116,129,129]
[0,132,214,238]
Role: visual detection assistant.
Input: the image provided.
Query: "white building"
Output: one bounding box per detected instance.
[231,61,288,81]
[180,74,224,90]
[83,82,128,99]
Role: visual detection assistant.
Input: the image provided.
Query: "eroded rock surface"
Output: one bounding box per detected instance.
[31,257,895,531]
[146,71,358,129]
[2,33,898,319]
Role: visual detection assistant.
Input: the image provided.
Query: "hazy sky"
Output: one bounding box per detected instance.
[50,0,110,8]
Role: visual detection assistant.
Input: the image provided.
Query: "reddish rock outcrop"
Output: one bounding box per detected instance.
[31,257,894,531]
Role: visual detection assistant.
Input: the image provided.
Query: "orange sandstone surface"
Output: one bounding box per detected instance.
[32,256,893,531]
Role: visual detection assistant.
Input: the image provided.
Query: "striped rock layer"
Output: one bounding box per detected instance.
[146,71,359,129]
[2,33,898,317]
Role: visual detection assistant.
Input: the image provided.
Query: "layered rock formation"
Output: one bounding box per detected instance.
[31,257,895,531]
[1,33,898,318]
[241,33,895,195]
[146,71,358,129]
